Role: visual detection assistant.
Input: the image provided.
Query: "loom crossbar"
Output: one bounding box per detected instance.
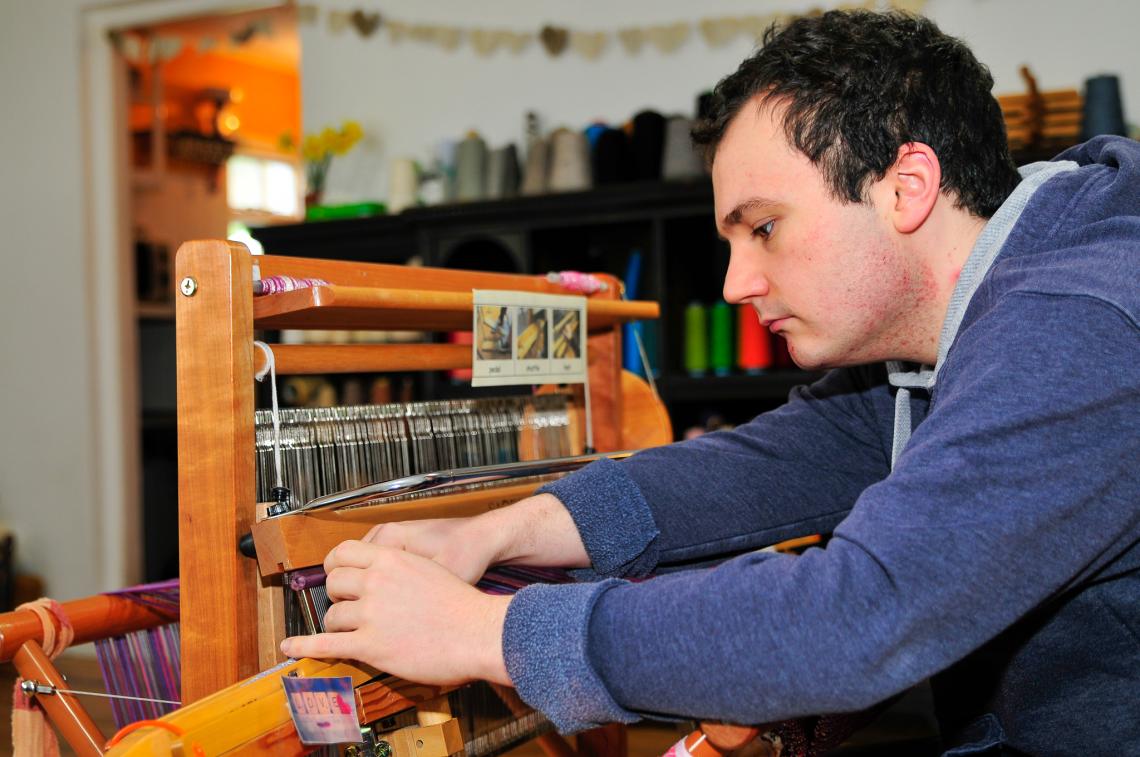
[0,596,174,663]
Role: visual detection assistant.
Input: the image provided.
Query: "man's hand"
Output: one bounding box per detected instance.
[363,518,494,585]
[363,493,591,584]
[279,540,512,686]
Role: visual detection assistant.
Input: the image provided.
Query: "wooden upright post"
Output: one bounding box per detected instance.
[176,240,258,701]
[586,279,624,452]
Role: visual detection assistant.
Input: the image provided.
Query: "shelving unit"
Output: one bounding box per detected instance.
[252,180,817,435]
[657,371,823,402]
[135,302,175,320]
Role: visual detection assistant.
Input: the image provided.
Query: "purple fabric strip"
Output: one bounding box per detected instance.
[101,579,180,618]
[254,276,330,296]
[289,566,328,591]
[291,565,573,595]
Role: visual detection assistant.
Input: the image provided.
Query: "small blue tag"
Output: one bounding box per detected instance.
[282,675,361,745]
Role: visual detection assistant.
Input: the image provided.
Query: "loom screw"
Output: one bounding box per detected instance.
[180,277,198,297]
[20,680,54,696]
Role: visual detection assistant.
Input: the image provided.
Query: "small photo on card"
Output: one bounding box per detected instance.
[516,307,551,379]
[517,307,549,360]
[552,309,581,359]
[476,305,514,361]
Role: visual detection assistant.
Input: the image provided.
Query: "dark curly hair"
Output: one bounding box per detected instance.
[692,10,1020,218]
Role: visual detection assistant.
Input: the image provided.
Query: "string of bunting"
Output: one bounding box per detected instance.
[108,17,275,64]
[297,0,927,59]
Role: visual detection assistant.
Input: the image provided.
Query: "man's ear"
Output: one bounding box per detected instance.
[889,142,941,234]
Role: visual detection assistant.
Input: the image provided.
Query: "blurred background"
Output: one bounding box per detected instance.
[0,0,1135,609]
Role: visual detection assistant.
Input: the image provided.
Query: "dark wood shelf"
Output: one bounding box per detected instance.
[136,301,175,320]
[400,178,712,227]
[657,371,821,402]
[249,179,798,426]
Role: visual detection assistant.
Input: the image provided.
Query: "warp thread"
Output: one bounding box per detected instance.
[95,580,183,729]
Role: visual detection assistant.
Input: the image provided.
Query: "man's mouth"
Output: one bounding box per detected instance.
[761,316,790,332]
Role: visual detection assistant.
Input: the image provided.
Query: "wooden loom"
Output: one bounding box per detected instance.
[2,238,669,755]
[125,239,666,754]
[173,238,666,696]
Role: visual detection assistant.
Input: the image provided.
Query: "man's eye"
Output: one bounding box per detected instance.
[751,220,775,239]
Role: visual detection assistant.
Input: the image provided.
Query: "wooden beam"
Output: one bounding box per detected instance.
[255,343,471,375]
[176,240,259,701]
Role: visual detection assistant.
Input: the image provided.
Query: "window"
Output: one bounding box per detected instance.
[226,153,300,218]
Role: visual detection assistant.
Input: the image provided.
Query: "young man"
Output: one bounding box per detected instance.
[283,11,1140,754]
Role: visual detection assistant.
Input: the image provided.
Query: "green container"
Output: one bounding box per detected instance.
[684,302,708,376]
[709,300,733,376]
[305,201,387,221]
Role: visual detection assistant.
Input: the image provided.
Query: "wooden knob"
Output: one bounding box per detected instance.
[700,723,761,752]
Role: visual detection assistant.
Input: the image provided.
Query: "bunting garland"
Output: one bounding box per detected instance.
[108,16,276,64]
[110,2,929,64]
[296,1,927,59]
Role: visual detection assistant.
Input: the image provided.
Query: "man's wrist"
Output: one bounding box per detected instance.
[472,493,562,566]
[465,507,518,568]
[475,594,512,685]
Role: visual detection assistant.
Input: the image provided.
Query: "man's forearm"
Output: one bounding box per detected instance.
[474,492,592,570]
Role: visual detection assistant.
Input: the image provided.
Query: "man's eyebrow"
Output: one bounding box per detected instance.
[721,197,780,228]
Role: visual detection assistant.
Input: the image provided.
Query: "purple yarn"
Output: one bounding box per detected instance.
[254,276,330,296]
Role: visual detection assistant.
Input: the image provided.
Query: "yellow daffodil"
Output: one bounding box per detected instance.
[300,120,365,201]
[302,134,326,162]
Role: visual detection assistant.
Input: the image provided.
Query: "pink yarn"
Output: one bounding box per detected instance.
[546,270,609,294]
[254,276,330,296]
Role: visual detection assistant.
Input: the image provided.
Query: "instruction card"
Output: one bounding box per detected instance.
[471,290,587,387]
[282,675,361,745]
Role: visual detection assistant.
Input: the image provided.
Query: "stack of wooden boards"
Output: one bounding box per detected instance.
[998,67,1083,156]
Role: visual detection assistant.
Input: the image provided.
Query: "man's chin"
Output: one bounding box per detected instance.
[784,341,845,372]
[784,340,817,371]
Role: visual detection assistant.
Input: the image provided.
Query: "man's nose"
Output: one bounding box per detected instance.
[722,246,769,304]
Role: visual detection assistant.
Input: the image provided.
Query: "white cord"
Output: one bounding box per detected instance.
[582,367,595,453]
[633,325,659,399]
[254,341,285,490]
[23,682,180,706]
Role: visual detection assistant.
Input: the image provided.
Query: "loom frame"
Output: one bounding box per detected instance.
[174,238,664,704]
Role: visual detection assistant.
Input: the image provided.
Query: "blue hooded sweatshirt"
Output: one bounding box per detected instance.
[501,136,1140,756]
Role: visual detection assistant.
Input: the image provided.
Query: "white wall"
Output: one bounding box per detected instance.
[0,1,103,602]
[302,0,1140,204]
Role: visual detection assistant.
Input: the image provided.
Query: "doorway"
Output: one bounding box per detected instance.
[114,4,301,580]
